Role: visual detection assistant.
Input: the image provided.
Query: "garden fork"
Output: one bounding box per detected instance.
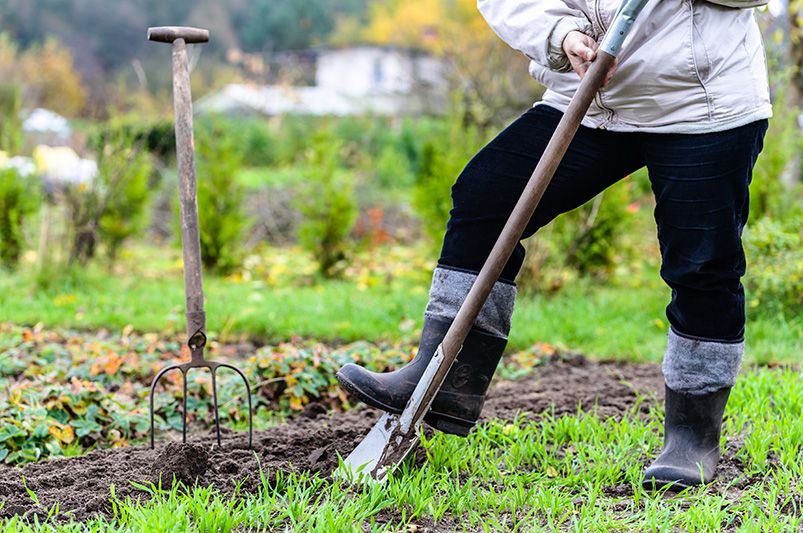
[147,26,253,449]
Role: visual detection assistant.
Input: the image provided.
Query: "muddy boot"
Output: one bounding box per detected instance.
[644,328,742,491]
[642,385,731,491]
[337,316,507,436]
[336,266,515,437]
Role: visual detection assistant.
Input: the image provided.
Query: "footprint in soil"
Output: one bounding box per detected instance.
[151,442,209,485]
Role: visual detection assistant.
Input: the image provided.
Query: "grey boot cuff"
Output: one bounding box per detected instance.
[662,328,744,395]
[424,267,516,339]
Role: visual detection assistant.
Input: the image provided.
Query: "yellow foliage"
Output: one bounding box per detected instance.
[361,0,495,54]
[49,424,75,445]
[0,34,88,117]
[356,0,538,126]
[20,39,87,117]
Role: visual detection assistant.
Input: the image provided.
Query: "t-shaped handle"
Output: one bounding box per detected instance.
[147,26,209,44]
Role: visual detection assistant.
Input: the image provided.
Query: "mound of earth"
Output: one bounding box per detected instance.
[2,356,673,522]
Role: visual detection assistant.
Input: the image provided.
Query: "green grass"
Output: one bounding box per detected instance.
[1,249,799,364]
[3,366,801,532]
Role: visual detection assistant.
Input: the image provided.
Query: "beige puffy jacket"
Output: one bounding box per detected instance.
[478,0,773,133]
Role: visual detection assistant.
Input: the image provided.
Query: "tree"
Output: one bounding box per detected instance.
[356,0,540,127]
[239,0,335,52]
[20,39,87,117]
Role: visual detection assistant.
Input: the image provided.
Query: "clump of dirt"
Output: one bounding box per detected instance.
[152,443,209,485]
[0,355,667,522]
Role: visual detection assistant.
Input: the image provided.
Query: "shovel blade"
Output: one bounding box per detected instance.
[336,412,421,483]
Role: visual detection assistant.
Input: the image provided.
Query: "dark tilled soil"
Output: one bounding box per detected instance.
[0,356,706,524]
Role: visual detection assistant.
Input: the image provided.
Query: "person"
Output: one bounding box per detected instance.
[337,0,772,490]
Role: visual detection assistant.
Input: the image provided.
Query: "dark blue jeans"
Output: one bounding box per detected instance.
[439,105,768,342]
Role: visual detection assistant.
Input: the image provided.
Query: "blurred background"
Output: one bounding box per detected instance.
[0,0,800,356]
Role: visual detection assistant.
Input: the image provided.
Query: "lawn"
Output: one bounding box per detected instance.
[0,245,799,364]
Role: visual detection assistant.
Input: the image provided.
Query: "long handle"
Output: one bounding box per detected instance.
[171,38,206,352]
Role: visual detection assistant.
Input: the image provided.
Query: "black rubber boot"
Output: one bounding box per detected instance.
[336,317,507,437]
[643,385,731,491]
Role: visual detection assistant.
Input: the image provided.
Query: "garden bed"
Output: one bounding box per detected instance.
[0,354,774,526]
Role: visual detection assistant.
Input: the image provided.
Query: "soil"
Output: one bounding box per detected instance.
[0,355,751,526]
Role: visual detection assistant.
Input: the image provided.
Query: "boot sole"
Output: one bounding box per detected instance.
[642,477,695,492]
[337,371,475,437]
[336,371,404,415]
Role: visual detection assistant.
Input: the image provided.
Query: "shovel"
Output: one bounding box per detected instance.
[337,0,650,482]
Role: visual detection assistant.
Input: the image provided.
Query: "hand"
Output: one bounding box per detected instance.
[562,30,618,85]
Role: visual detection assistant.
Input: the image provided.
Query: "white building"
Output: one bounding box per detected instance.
[197,46,448,117]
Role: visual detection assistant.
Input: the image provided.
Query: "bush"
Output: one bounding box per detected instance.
[744,216,803,316]
[751,91,802,221]
[194,122,250,274]
[0,168,41,268]
[294,130,357,277]
[65,132,153,264]
[412,110,484,248]
[0,84,22,153]
[517,178,638,294]
[92,119,176,161]
[96,131,153,262]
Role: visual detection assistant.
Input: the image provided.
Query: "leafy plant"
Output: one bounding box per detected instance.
[96,130,154,262]
[194,121,250,274]
[517,177,638,294]
[65,133,153,264]
[0,168,41,268]
[750,89,803,221]
[744,216,803,316]
[412,105,484,248]
[250,341,410,412]
[0,83,22,153]
[294,130,357,277]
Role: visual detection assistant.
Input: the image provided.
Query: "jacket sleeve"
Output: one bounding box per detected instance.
[477,0,593,73]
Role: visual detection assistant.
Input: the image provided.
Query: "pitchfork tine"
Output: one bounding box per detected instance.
[182,369,189,443]
[211,368,222,447]
[149,364,182,449]
[220,363,254,449]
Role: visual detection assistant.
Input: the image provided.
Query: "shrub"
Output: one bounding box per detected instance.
[517,178,638,293]
[750,91,802,221]
[194,121,250,274]
[0,84,23,153]
[96,131,153,262]
[412,111,484,248]
[744,216,803,316]
[294,130,357,277]
[239,118,278,167]
[0,168,41,268]
[65,132,153,264]
[374,144,415,190]
[92,119,176,160]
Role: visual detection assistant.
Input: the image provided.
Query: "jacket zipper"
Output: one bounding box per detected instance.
[592,0,615,126]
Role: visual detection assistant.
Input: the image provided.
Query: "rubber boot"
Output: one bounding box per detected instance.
[336,317,507,437]
[642,385,731,491]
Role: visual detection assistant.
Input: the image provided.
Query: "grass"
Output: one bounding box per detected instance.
[0,246,800,364]
[2,366,801,532]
